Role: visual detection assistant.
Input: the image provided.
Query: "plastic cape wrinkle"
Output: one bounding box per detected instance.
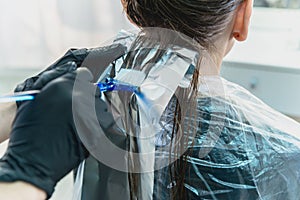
[221,78,300,199]
[72,161,85,200]
[152,75,300,199]
[186,76,300,199]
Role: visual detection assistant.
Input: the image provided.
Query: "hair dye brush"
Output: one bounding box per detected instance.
[0,69,146,103]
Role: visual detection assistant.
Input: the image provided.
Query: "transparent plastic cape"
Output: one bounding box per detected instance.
[73,29,300,200]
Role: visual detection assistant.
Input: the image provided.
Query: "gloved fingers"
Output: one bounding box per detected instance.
[32,61,77,90]
[73,67,101,98]
[82,43,127,80]
[94,43,127,65]
[47,48,88,70]
[95,87,101,98]
[94,98,115,130]
[75,67,94,82]
[14,77,37,92]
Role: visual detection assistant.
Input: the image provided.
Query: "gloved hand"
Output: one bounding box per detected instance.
[0,67,115,199]
[13,61,77,108]
[14,43,126,107]
[0,43,126,199]
[14,48,89,93]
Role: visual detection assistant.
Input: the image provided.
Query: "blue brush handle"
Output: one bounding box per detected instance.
[0,90,40,103]
[0,94,36,103]
[0,78,139,103]
[97,78,139,93]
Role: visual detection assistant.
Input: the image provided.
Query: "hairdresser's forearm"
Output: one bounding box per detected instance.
[0,101,16,143]
[0,181,46,200]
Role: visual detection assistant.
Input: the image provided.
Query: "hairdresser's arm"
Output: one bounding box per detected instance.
[0,101,16,143]
[0,181,46,200]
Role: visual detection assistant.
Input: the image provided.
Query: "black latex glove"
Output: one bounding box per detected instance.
[14,48,88,93]
[14,44,126,107]
[0,43,127,199]
[14,61,77,108]
[0,68,115,199]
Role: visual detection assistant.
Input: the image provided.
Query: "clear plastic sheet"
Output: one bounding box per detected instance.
[73,29,300,200]
[153,76,300,199]
[72,161,85,200]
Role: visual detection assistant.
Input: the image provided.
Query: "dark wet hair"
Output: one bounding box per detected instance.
[121,0,243,199]
[122,0,242,49]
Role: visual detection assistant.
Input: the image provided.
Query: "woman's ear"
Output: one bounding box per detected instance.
[232,0,253,41]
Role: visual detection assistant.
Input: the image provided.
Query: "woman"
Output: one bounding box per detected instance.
[1,0,300,199]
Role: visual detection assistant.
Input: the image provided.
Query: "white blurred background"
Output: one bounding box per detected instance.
[0,0,134,94]
[1,0,300,199]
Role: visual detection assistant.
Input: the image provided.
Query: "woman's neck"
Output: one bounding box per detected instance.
[198,51,223,76]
